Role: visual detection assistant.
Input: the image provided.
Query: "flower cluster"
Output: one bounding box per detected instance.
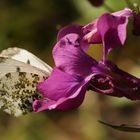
[33,8,140,112]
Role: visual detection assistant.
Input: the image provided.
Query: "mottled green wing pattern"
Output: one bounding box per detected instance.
[0,72,47,117]
[0,47,52,116]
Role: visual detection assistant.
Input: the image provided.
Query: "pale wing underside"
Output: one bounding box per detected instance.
[0,57,50,79]
[0,47,52,73]
[0,72,47,117]
[0,47,52,116]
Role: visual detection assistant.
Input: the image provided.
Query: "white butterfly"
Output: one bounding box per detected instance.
[0,47,52,116]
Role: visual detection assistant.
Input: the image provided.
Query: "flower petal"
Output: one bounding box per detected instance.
[90,61,140,100]
[53,33,97,77]
[83,8,133,58]
[112,8,133,17]
[97,13,129,55]
[82,20,102,44]
[33,68,92,112]
[57,24,82,41]
[57,24,89,52]
[37,68,83,100]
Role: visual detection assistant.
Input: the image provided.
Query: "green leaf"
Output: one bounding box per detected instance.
[99,120,140,132]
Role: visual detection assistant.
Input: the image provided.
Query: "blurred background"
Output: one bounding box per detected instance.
[1,0,140,139]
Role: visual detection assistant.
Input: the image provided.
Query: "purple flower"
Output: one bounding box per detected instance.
[83,8,133,59]
[32,8,140,112]
[89,61,140,100]
[56,8,133,60]
[33,33,140,112]
[33,68,93,111]
[87,0,104,7]
[33,33,95,112]
[57,25,89,52]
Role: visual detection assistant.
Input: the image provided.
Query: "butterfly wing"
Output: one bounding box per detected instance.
[0,47,52,116]
[0,56,50,79]
[0,47,52,73]
[0,72,47,117]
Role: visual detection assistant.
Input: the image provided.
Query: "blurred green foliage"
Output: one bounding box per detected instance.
[0,0,80,65]
[1,0,140,140]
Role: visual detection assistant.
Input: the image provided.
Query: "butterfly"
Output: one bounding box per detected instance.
[0,47,52,117]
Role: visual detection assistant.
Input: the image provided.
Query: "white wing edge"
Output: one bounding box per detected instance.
[0,56,50,79]
[0,47,52,73]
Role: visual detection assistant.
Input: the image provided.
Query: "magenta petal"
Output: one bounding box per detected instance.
[33,85,85,112]
[82,8,133,57]
[97,13,129,55]
[112,8,133,17]
[82,20,102,44]
[33,69,93,112]
[90,61,140,100]
[53,33,97,77]
[57,24,83,41]
[33,99,60,112]
[37,68,83,100]
[57,24,89,52]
